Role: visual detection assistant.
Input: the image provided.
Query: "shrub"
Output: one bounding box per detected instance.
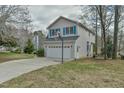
[106,36,112,58]
[24,39,34,54]
[13,48,21,54]
[36,48,44,57]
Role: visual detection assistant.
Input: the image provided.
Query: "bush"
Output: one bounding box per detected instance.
[36,48,44,57]
[13,48,21,54]
[24,39,34,54]
[106,36,112,58]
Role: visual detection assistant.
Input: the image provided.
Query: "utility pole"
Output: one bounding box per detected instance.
[58,32,64,64]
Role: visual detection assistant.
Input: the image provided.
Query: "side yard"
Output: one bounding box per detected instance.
[0,59,124,88]
[0,52,34,63]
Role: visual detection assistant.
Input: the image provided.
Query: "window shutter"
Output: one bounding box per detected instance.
[73,26,76,34]
[49,30,51,36]
[63,27,66,35]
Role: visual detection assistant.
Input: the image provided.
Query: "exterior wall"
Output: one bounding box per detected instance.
[75,25,95,58]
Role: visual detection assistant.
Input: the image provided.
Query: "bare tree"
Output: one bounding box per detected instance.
[0,5,32,46]
[80,6,100,55]
[96,6,107,59]
[95,8,98,55]
[95,5,114,59]
[112,6,120,59]
[80,6,114,59]
[118,30,123,52]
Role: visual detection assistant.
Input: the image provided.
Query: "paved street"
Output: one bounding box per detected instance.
[0,58,58,84]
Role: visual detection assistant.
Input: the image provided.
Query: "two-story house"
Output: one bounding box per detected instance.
[44,16,95,60]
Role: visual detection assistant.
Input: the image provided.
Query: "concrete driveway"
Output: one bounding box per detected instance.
[0,58,59,84]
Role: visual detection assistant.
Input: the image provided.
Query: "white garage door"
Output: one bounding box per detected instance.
[46,46,73,59]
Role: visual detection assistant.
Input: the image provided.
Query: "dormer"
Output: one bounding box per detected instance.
[47,16,78,38]
[47,16,95,39]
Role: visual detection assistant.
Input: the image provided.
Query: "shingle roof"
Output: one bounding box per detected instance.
[47,16,95,35]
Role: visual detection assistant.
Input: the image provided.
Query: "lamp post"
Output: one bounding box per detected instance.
[58,32,64,64]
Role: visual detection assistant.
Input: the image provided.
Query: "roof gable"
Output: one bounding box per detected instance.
[47,16,95,35]
[47,16,77,29]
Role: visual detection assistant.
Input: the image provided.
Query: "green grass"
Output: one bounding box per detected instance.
[0,52,34,63]
[0,58,124,88]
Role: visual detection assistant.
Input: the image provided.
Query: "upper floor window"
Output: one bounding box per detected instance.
[63,25,76,35]
[63,28,66,35]
[66,27,69,35]
[70,27,73,34]
[49,28,60,37]
[51,29,54,36]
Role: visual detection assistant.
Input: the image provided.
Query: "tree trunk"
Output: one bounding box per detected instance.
[99,5,107,60]
[112,5,119,59]
[95,8,98,55]
[118,30,123,53]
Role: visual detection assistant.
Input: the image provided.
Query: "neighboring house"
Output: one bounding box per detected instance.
[33,31,45,50]
[44,16,95,60]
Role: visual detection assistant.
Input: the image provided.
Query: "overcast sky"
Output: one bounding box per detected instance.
[28,5,81,33]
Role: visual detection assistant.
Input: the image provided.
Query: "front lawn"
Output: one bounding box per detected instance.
[0,52,34,63]
[0,59,124,88]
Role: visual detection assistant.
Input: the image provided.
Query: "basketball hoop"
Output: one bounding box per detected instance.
[55,31,61,41]
[57,31,61,37]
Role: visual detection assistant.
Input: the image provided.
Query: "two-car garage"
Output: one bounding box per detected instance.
[44,41,74,59]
